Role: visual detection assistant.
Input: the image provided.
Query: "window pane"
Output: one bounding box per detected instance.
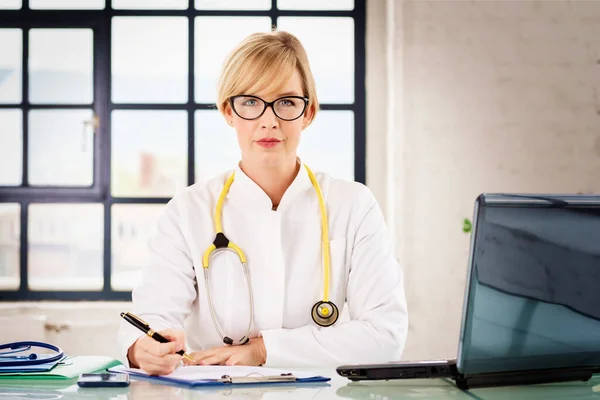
[0,29,22,104]
[278,17,354,104]
[113,0,187,9]
[298,111,354,181]
[29,109,94,186]
[195,17,271,103]
[0,109,22,186]
[0,204,20,291]
[30,0,104,9]
[112,110,187,197]
[278,0,353,10]
[29,29,93,104]
[111,204,163,291]
[0,0,22,9]
[112,17,188,104]
[28,203,103,291]
[195,0,269,10]
[195,110,240,182]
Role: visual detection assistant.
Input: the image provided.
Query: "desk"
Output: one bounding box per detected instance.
[1,368,599,399]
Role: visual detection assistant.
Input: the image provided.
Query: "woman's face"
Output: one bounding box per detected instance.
[225,69,313,169]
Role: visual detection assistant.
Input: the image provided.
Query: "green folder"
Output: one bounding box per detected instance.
[0,356,122,380]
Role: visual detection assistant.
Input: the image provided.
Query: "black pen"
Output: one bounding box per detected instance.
[120,311,195,363]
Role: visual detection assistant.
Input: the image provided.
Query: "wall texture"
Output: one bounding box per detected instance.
[0,302,129,359]
[395,0,600,360]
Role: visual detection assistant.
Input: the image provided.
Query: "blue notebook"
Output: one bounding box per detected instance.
[109,365,330,387]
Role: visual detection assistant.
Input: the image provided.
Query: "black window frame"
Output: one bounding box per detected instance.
[0,0,366,301]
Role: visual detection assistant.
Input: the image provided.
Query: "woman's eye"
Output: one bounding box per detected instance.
[244,99,256,106]
[279,99,294,107]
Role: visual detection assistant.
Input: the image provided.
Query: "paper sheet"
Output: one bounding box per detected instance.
[111,365,320,381]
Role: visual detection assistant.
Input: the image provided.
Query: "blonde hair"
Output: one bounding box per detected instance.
[217,30,318,126]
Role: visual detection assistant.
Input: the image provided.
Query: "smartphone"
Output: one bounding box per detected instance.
[77,372,130,387]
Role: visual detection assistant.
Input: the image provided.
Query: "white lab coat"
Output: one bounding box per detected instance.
[118,161,408,367]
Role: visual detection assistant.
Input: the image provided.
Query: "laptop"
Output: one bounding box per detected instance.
[337,194,600,389]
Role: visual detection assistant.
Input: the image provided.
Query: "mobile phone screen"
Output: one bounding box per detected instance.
[77,373,130,387]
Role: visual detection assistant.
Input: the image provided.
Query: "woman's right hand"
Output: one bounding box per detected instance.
[127,329,187,375]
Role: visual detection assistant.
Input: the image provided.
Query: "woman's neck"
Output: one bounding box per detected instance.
[240,157,300,209]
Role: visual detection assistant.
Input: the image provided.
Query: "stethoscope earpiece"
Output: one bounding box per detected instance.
[311,301,339,327]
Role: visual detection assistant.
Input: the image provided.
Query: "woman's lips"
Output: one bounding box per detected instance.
[256,138,282,148]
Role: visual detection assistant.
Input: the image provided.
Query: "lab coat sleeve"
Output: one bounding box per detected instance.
[116,193,198,367]
[260,186,409,366]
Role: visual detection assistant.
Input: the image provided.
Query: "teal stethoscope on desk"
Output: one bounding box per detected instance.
[0,341,64,366]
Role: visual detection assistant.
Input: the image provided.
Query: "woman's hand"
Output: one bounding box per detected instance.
[127,329,187,375]
[184,337,266,366]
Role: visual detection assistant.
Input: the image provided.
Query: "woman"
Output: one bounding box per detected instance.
[118,30,408,375]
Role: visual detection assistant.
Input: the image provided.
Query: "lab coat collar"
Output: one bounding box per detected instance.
[229,158,312,212]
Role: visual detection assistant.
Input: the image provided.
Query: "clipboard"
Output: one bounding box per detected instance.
[109,365,330,387]
[218,372,297,384]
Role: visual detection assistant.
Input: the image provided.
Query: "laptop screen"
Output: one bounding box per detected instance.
[457,195,600,375]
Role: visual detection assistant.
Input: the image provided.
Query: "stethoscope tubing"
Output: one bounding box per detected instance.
[0,341,64,366]
[204,247,254,345]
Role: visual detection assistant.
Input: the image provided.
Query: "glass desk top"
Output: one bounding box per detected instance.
[0,367,599,399]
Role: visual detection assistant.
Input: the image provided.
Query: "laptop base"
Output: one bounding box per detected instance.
[336,361,457,382]
[454,367,597,390]
[338,362,599,390]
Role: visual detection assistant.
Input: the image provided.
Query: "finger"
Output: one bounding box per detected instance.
[225,353,250,366]
[159,329,186,346]
[142,361,180,375]
[139,359,178,376]
[183,352,202,366]
[135,335,154,350]
[136,335,160,354]
[197,348,229,365]
[225,356,239,366]
[147,340,183,357]
[140,347,183,368]
[200,352,230,366]
[137,351,178,375]
[157,353,183,368]
[191,349,218,363]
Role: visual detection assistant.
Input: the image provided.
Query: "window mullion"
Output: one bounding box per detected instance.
[22,27,29,186]
[0,1,366,301]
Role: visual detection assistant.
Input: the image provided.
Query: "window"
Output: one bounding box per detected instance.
[0,0,365,301]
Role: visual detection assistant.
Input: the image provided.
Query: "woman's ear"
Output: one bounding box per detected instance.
[223,103,235,127]
[302,104,316,129]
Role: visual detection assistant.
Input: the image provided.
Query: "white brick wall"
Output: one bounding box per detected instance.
[395,0,600,360]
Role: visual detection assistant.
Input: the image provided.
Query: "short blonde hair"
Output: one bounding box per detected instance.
[217,30,318,126]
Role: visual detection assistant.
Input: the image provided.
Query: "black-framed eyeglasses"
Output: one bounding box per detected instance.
[230,95,309,121]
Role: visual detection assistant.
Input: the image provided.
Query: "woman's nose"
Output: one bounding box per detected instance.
[260,105,279,129]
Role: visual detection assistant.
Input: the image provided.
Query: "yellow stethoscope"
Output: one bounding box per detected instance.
[202,164,339,346]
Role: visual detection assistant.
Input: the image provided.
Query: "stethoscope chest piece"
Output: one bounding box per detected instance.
[311,300,339,327]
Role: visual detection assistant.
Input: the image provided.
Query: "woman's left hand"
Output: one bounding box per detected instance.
[184,337,267,366]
